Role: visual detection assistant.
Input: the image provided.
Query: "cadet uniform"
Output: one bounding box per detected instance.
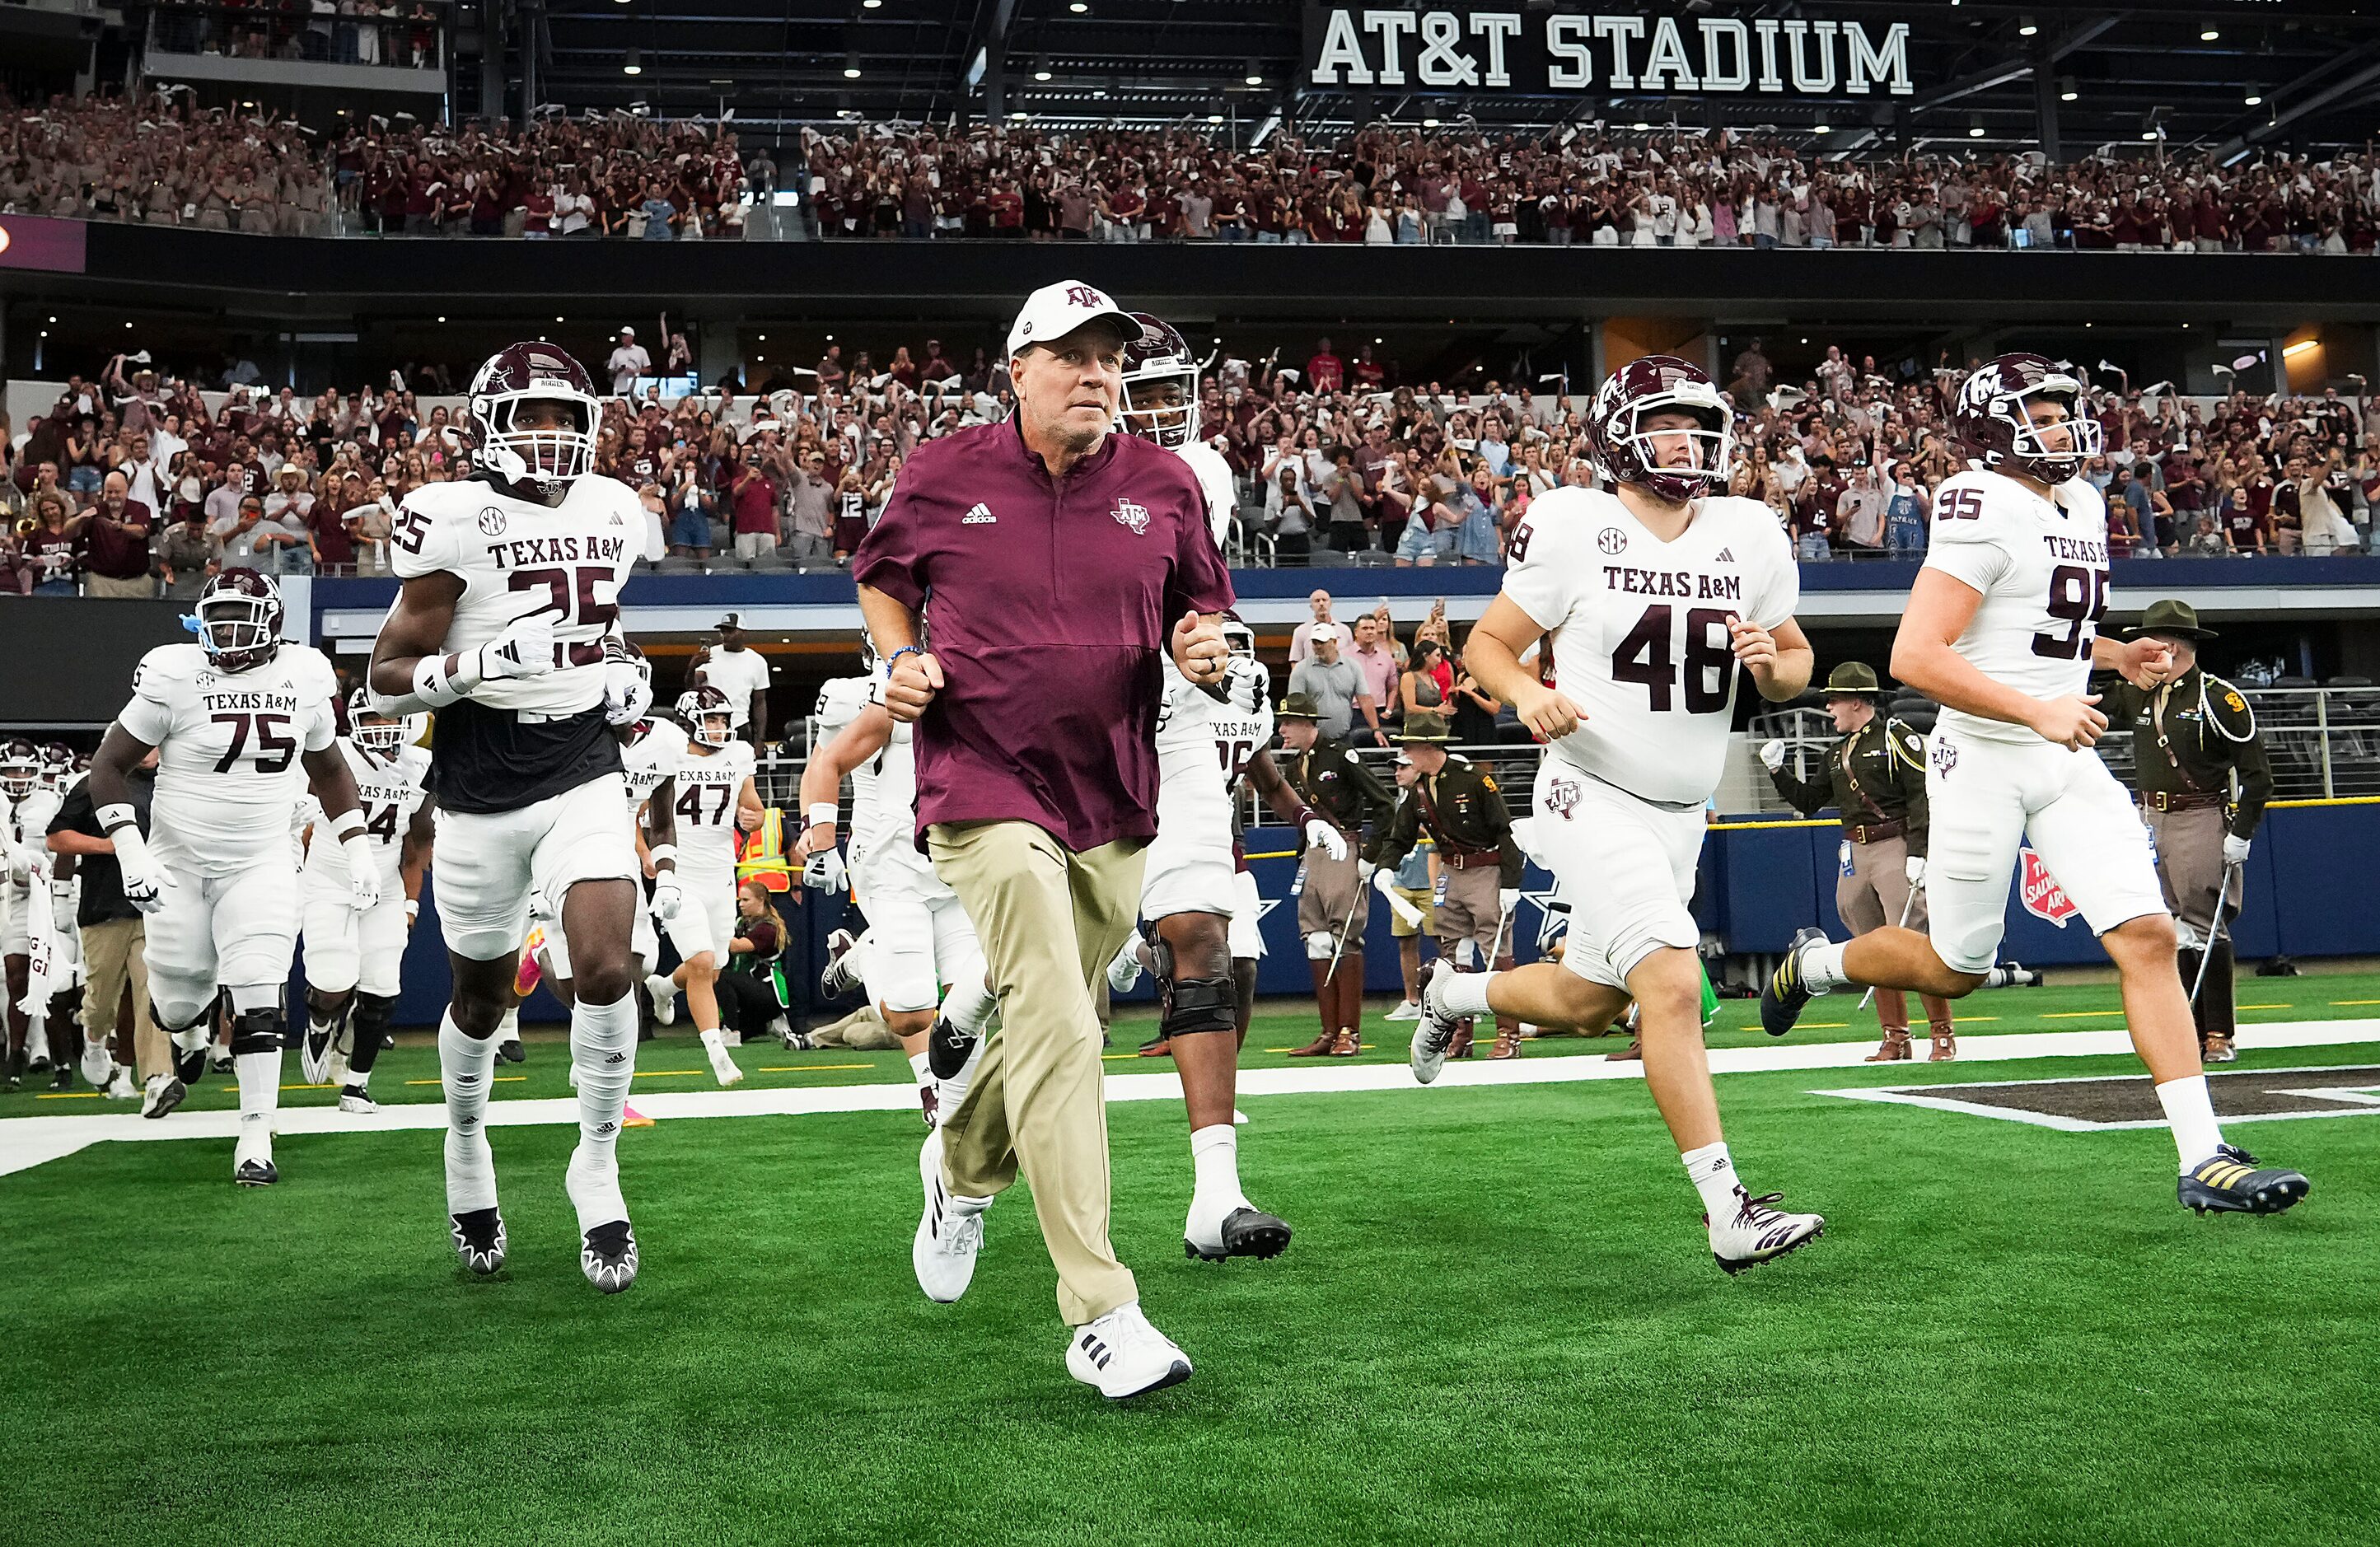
[2100,601,2271,1063]
[1367,712,1526,1059]
[1765,662,1959,1061]
[1279,690,1396,1056]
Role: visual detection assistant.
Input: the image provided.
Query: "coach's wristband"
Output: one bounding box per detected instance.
[96,802,139,835]
[330,809,367,844]
[807,802,839,832]
[885,646,923,673]
[404,898,420,920]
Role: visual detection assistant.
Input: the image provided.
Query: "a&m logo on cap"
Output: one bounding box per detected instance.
[1065,284,1106,309]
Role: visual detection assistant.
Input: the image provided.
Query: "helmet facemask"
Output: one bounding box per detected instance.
[1606,390,1732,504]
[476,388,598,493]
[1120,369,1200,449]
[0,746,36,802]
[1999,384,2101,482]
[194,581,283,674]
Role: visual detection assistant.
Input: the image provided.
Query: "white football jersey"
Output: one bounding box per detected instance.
[1156,665,1275,795]
[621,717,692,819]
[1177,438,1240,549]
[387,475,642,716]
[302,739,431,890]
[667,736,755,872]
[1921,469,2111,746]
[844,671,952,900]
[3,788,61,893]
[1502,487,1798,807]
[115,642,341,876]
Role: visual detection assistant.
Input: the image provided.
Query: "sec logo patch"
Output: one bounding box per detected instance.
[478,507,508,536]
[1597,527,1627,555]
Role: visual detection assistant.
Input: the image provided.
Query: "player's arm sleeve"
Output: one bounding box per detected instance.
[1918,484,2013,595]
[850,460,926,610]
[113,648,180,746]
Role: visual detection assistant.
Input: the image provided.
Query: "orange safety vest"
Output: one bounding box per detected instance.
[736,806,794,893]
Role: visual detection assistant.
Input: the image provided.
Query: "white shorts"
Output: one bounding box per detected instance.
[431,774,640,961]
[1924,731,2167,973]
[859,873,983,1016]
[665,863,740,967]
[1228,868,1266,961]
[301,866,409,998]
[1140,754,1237,922]
[147,858,302,1003]
[1531,759,1704,990]
[1,884,32,957]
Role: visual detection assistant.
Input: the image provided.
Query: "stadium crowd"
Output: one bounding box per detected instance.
[9,92,2380,253]
[5,332,2373,596]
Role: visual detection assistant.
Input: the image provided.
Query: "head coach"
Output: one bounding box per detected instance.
[852,279,1232,1400]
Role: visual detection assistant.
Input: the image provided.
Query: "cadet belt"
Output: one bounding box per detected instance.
[1844,819,1905,844]
[2141,791,2222,812]
[1442,848,1503,870]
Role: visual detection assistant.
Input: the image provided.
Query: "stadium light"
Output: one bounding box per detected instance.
[1423,117,1440,128]
[1812,122,1831,134]
[1070,1,1088,10]
[2200,26,2219,42]
[2284,339,2321,359]
[846,55,863,78]
[1969,116,1985,138]
[1246,63,1264,86]
[623,48,641,76]
[2243,85,2262,106]
[2017,15,2037,37]
[2058,77,2078,102]
[863,0,882,7]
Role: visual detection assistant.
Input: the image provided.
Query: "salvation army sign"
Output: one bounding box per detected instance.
[1303,7,1915,99]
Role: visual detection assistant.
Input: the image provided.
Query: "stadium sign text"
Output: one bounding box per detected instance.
[1303,7,1915,98]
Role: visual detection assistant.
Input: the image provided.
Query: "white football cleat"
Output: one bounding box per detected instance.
[645,973,679,1027]
[1106,932,1145,994]
[1706,1186,1826,1275]
[1410,960,1464,1086]
[80,1037,118,1090]
[1066,1302,1192,1400]
[141,1073,187,1120]
[1384,998,1424,1022]
[105,1065,139,1101]
[232,1127,277,1187]
[911,1127,988,1303]
[820,928,861,998]
[700,1027,744,1087]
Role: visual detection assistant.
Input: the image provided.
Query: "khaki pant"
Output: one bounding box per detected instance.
[1837,834,1929,934]
[2143,802,2239,937]
[1294,844,1369,945]
[80,917,165,1080]
[927,820,1147,1326]
[85,573,155,600]
[1437,863,1513,963]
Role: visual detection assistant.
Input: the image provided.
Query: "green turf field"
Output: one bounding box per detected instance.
[6,986,2377,1545]
[9,966,2379,1115]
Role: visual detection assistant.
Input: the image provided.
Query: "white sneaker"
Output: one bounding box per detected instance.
[80,1037,117,1089]
[1410,960,1464,1086]
[1106,931,1145,994]
[911,1127,988,1302]
[1384,998,1424,1022]
[1706,1186,1826,1275]
[106,1066,138,1101]
[645,973,679,1027]
[700,1027,744,1087]
[1066,1302,1192,1400]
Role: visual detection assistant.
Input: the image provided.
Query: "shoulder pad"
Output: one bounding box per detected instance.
[131,643,205,695]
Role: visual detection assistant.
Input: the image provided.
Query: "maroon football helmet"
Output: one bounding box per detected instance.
[1119,312,1200,448]
[193,568,284,674]
[1952,353,2102,484]
[1588,355,1733,503]
[0,741,37,801]
[676,685,735,748]
[469,342,602,493]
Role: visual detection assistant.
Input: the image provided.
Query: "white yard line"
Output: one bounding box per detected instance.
[6,1018,2378,1179]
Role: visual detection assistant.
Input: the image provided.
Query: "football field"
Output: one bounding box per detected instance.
[6,977,2378,1546]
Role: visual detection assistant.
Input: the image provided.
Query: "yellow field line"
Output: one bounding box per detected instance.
[2334,999,2380,1006]
[2237,1003,2293,1009]
[755,1064,876,1073]
[35,1091,107,1100]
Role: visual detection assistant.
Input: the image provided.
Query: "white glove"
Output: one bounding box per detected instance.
[1356,858,1377,885]
[2223,833,2252,867]
[343,834,381,911]
[1303,817,1348,862]
[1372,867,1424,928]
[110,825,167,914]
[479,611,559,681]
[1758,738,1787,772]
[803,847,849,893]
[1905,855,1926,887]
[1499,887,1522,918]
[1221,654,1270,715]
[603,657,653,727]
[650,867,684,922]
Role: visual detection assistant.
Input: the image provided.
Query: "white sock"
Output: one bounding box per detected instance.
[567,993,638,1232]
[938,1030,987,1118]
[498,1006,521,1041]
[909,1049,933,1094]
[2156,1075,2226,1171]
[1113,927,1143,970]
[1802,941,1849,993]
[1980,965,2019,989]
[234,1047,281,1129]
[941,965,998,1037]
[701,1026,727,1052]
[438,1012,499,1213]
[1438,969,1497,1018]
[1681,1141,1744,1221]
[1190,1123,1243,1206]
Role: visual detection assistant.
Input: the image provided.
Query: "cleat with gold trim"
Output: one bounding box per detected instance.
[1760,928,1834,1037]
[2179,1145,2308,1216]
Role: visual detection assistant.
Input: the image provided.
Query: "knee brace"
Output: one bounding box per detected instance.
[1304,930,1336,961]
[1161,976,1238,1040]
[230,1004,288,1056]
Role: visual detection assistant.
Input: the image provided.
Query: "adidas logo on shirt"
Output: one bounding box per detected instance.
[961,503,997,525]
[1715,547,1736,563]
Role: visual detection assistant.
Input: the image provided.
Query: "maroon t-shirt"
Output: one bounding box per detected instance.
[854,418,1234,853]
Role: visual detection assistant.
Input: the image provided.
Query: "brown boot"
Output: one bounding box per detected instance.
[1446,1021,1475,1060]
[1286,1030,1336,1057]
[1329,1027,1361,1056]
[1864,1030,1915,1063]
[1606,1036,1643,1063]
[1929,1030,1958,1062]
[1489,1023,1522,1060]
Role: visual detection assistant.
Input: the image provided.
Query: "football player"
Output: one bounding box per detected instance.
[297,690,433,1114]
[1426,355,1830,1274]
[657,685,762,1087]
[366,342,653,1291]
[1762,353,2310,1218]
[88,569,368,1185]
[2,739,62,1090]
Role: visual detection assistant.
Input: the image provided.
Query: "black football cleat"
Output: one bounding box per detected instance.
[2180,1147,2310,1217]
[1186,1207,1293,1264]
[451,1207,507,1274]
[495,1039,526,1065]
[580,1220,638,1294]
[234,1156,278,1187]
[1760,928,1832,1038]
[49,1064,73,1093]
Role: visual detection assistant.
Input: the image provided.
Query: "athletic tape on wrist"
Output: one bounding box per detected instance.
[96,802,138,834]
[647,843,678,867]
[330,809,367,843]
[807,802,839,831]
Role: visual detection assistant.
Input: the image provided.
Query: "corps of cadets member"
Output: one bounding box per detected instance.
[1760,662,1960,1062]
[1364,711,1526,1059]
[2098,600,2271,1064]
[1276,689,1396,1056]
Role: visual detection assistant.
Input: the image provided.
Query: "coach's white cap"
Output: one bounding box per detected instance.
[1006,280,1143,361]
